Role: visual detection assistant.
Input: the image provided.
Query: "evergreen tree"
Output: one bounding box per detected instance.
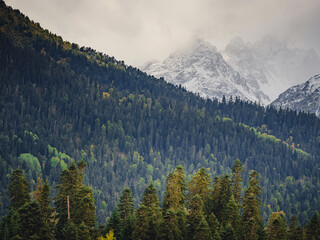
[106,208,121,240]
[132,183,162,240]
[160,209,183,240]
[17,201,43,240]
[188,168,211,212]
[193,216,212,240]
[220,223,236,240]
[37,179,55,240]
[187,194,205,240]
[208,212,221,240]
[241,170,262,240]
[305,211,320,240]
[217,174,232,224]
[163,166,186,211]
[231,159,244,207]
[55,160,96,239]
[224,195,241,238]
[8,169,30,211]
[266,212,288,240]
[288,215,304,240]
[118,187,135,240]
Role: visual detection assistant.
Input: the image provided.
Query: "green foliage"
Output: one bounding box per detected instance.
[18,153,41,174]
[8,169,30,211]
[0,0,320,226]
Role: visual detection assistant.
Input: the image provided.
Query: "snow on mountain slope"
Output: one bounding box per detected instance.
[272,75,320,117]
[141,39,270,104]
[223,36,320,101]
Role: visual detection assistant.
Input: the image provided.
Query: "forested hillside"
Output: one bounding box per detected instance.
[0,0,320,227]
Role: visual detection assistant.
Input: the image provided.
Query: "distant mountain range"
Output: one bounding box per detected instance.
[272,75,320,117]
[142,36,320,105]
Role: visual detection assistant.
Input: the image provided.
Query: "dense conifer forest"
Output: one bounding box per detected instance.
[1,162,320,239]
[0,0,320,238]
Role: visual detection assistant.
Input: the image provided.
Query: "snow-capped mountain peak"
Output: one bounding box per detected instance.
[272,75,320,117]
[141,38,270,104]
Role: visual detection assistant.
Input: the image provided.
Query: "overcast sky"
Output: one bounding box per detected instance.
[6,0,320,67]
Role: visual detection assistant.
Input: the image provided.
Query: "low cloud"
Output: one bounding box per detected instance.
[7,0,320,66]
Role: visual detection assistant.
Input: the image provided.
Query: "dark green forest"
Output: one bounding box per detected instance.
[0,0,320,234]
[1,161,320,239]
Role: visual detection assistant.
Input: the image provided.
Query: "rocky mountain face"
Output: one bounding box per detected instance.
[142,37,320,105]
[141,39,270,104]
[272,75,320,117]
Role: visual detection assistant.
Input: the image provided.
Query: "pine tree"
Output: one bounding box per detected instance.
[217,174,232,224]
[161,166,186,240]
[160,209,183,240]
[163,166,186,211]
[266,212,288,240]
[37,179,55,240]
[231,159,244,207]
[55,160,96,239]
[106,208,121,240]
[241,170,262,240]
[208,213,221,240]
[8,169,30,211]
[288,215,304,240]
[193,216,212,240]
[305,211,320,240]
[17,201,44,240]
[118,187,135,240]
[188,168,210,203]
[187,194,205,240]
[224,195,241,238]
[220,223,236,240]
[132,183,162,240]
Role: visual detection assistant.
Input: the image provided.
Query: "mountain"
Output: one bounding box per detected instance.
[223,36,320,101]
[272,75,320,117]
[141,39,270,104]
[1,0,320,225]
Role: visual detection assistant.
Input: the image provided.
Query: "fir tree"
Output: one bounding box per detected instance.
[8,169,30,211]
[208,213,221,240]
[37,179,55,240]
[241,170,262,240]
[231,159,244,207]
[288,215,304,240]
[305,211,320,240]
[188,168,211,204]
[193,216,212,240]
[118,187,135,240]
[266,212,288,240]
[187,194,205,240]
[132,183,162,240]
[17,201,44,240]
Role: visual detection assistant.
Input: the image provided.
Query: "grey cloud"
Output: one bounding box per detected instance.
[6,0,320,66]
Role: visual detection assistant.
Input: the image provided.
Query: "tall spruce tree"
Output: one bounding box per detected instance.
[241,170,263,240]
[305,211,320,240]
[118,187,135,240]
[266,212,288,240]
[55,160,96,239]
[8,169,30,211]
[288,215,304,240]
[187,194,206,240]
[37,179,55,240]
[132,183,162,240]
[231,159,244,207]
[188,168,211,205]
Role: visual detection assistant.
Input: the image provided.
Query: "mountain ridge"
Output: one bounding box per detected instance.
[272,74,320,117]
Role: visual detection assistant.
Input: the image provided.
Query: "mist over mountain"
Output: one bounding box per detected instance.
[141,39,270,104]
[223,36,320,101]
[142,36,320,105]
